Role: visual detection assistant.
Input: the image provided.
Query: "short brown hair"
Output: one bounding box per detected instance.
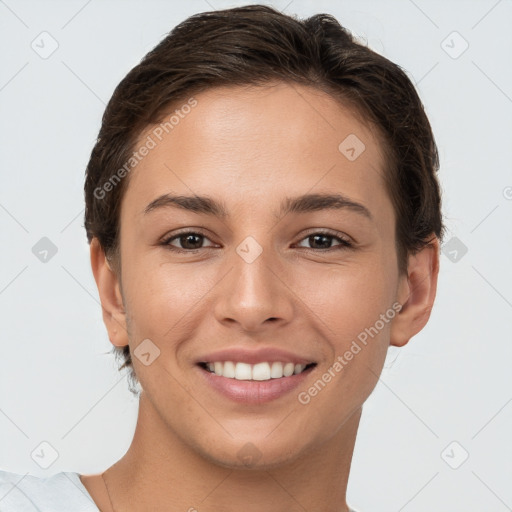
[84,4,444,388]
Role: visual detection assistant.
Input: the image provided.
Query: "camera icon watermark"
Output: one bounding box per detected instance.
[236,236,263,264]
[441,31,469,60]
[441,441,469,469]
[339,134,366,161]
[31,441,59,469]
[441,236,468,263]
[31,31,59,59]
[32,237,58,263]
[237,442,263,466]
[133,338,161,366]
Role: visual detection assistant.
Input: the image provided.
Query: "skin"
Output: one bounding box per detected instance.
[82,82,439,512]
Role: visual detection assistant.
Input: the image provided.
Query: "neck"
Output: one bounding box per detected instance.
[105,393,361,512]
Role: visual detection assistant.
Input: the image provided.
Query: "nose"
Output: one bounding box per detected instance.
[213,245,294,333]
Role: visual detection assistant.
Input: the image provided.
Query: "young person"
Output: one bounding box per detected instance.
[0,4,443,511]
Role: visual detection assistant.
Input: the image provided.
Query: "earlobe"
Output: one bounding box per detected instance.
[390,237,440,348]
[90,238,129,348]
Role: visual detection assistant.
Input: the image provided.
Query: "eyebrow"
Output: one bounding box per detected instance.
[143,193,373,221]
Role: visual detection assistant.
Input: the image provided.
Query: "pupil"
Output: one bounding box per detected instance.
[182,234,202,249]
[310,234,331,249]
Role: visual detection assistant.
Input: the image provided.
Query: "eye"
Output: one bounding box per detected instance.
[294,231,353,251]
[160,229,353,253]
[162,231,217,252]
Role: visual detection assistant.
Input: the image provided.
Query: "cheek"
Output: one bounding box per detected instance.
[292,257,396,346]
[291,257,395,405]
[124,257,213,336]
[302,259,395,399]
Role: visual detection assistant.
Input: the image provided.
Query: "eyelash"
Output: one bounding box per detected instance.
[160,229,354,254]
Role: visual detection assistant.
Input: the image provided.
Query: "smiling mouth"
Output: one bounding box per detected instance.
[198,361,317,381]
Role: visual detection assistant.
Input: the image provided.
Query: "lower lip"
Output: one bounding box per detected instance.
[197,365,315,404]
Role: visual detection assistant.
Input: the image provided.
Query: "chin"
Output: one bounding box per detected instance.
[195,433,312,471]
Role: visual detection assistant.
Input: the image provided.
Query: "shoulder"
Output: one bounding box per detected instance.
[0,468,99,512]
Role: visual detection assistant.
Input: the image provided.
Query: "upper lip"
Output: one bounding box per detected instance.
[196,347,316,366]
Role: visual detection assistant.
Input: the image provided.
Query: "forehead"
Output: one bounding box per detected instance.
[122,82,391,222]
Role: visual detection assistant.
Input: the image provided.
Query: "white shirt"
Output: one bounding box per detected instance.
[0,468,360,511]
[0,469,99,512]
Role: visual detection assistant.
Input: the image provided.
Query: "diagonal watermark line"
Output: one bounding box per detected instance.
[4,485,35,507]
[472,395,512,439]
[280,0,294,14]
[266,163,337,234]
[61,61,106,105]
[265,407,297,438]
[199,470,233,504]
[161,162,250,335]
[0,472,30,504]
[398,472,439,511]
[470,204,499,233]
[63,472,97,505]
[159,363,234,438]
[0,202,29,232]
[471,0,503,30]
[407,0,439,28]
[203,0,216,10]
[0,408,29,438]
[0,265,28,296]
[61,265,129,334]
[368,366,439,438]
[265,471,310,512]
[0,0,29,28]
[61,374,127,439]
[0,62,29,92]
[472,60,512,104]
[162,266,234,338]
[257,274,436,437]
[163,162,233,237]
[61,0,93,29]
[61,265,101,305]
[264,244,437,350]
[61,207,85,233]
[266,157,385,237]
[415,61,439,86]
[288,82,336,130]
[472,471,512,510]
[472,265,512,309]
[264,264,338,336]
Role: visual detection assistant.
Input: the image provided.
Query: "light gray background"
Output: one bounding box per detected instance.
[1,1,511,511]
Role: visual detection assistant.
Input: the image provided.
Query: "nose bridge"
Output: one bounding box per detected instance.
[213,236,293,330]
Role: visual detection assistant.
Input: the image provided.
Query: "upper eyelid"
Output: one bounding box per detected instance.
[161,227,213,241]
[298,228,352,242]
[164,230,217,246]
[162,229,352,248]
[293,233,353,249]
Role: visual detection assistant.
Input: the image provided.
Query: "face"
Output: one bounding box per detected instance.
[97,82,430,468]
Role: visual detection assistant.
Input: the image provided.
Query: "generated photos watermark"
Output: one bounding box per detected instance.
[297,301,402,405]
[93,97,198,200]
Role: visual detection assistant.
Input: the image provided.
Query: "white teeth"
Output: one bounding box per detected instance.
[294,364,306,375]
[270,362,283,378]
[283,362,295,377]
[203,361,312,380]
[234,362,252,380]
[223,361,236,378]
[252,362,271,381]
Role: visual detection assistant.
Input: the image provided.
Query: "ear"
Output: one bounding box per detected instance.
[90,237,129,348]
[390,236,440,347]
